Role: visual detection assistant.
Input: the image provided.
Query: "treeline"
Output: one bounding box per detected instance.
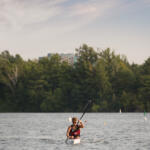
[0,44,150,112]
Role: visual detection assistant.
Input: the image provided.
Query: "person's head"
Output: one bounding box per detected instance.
[72,117,78,125]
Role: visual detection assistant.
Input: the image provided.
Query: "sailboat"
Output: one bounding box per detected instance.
[119,109,122,113]
[144,111,147,121]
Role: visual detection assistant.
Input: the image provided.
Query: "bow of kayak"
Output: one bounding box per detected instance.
[66,138,80,144]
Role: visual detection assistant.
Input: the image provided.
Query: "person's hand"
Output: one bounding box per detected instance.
[69,136,74,139]
[78,120,82,123]
[67,136,73,139]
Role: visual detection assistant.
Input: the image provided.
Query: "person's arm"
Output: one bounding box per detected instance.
[66,126,71,138]
[78,120,84,128]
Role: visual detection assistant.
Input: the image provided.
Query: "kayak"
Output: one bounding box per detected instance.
[66,138,80,144]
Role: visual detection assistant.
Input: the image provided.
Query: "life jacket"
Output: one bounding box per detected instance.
[69,125,80,137]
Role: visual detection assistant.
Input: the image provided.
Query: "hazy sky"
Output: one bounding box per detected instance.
[0,0,150,64]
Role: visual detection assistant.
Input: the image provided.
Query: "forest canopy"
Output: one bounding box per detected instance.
[0,44,150,112]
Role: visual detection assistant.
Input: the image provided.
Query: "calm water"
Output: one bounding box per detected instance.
[0,113,150,150]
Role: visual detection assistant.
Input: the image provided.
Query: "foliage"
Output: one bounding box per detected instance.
[0,45,150,112]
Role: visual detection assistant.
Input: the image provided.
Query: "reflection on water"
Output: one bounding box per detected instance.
[0,113,150,150]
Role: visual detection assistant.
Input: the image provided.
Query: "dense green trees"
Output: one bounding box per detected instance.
[0,45,150,112]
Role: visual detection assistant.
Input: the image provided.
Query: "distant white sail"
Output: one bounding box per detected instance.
[68,117,72,122]
[144,111,147,121]
[144,116,147,121]
[120,109,122,113]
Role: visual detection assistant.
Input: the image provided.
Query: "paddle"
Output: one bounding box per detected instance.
[79,100,92,121]
[65,100,92,143]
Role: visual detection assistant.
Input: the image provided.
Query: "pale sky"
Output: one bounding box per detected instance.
[0,0,150,64]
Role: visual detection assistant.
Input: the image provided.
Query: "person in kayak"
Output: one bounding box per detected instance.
[66,117,84,139]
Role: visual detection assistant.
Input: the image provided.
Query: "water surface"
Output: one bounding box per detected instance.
[0,113,149,150]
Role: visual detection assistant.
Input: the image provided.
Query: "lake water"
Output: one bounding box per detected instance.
[0,113,150,150]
